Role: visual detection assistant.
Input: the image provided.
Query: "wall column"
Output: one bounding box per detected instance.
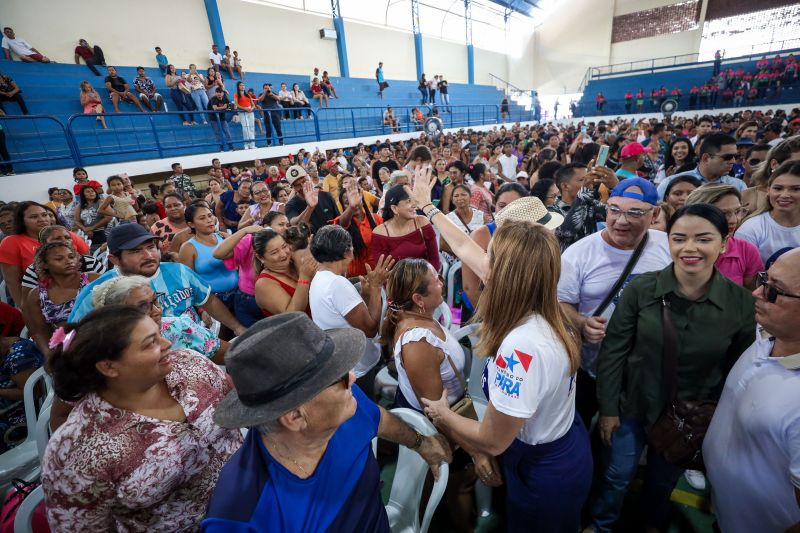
[465,0,474,84]
[412,0,424,80]
[331,0,350,77]
[203,0,226,50]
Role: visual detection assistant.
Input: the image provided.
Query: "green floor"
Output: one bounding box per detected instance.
[378,456,716,532]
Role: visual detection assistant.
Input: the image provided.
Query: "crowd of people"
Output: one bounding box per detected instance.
[0,104,800,532]
[590,52,799,116]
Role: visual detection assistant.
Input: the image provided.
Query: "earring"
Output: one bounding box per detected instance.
[418,304,426,314]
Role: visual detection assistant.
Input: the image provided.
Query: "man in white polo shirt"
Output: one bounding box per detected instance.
[704,249,800,533]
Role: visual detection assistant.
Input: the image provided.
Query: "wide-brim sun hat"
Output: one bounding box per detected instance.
[494,196,564,231]
[214,312,366,429]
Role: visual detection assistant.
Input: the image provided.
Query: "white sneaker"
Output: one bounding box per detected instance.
[684,469,706,491]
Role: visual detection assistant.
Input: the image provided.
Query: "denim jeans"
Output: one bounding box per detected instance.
[190,90,209,122]
[588,416,684,532]
[264,110,283,146]
[419,87,427,104]
[440,93,450,112]
[238,111,256,149]
[169,88,195,122]
[209,115,234,150]
[234,290,263,327]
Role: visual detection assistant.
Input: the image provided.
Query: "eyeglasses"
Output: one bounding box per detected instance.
[607,204,653,220]
[719,207,749,219]
[137,292,165,313]
[748,158,763,166]
[756,272,800,303]
[252,189,269,195]
[328,372,351,390]
[712,153,737,161]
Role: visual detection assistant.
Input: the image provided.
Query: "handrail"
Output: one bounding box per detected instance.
[578,40,800,91]
[488,73,533,95]
[0,102,533,174]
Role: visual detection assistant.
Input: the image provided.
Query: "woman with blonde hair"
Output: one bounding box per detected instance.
[79,80,107,129]
[410,168,591,532]
[737,159,800,264]
[741,135,800,213]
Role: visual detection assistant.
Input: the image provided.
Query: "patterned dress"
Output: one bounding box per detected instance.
[41,349,243,532]
[0,339,44,453]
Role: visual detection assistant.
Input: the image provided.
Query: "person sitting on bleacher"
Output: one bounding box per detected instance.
[0,71,29,115]
[383,106,399,133]
[133,66,164,112]
[74,39,106,77]
[0,319,43,454]
[104,66,145,113]
[1,27,50,63]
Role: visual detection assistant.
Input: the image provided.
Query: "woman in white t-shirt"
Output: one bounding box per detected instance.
[412,168,590,532]
[381,257,499,531]
[308,225,393,379]
[737,160,800,264]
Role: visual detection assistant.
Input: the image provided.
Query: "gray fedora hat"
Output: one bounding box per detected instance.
[214,312,366,429]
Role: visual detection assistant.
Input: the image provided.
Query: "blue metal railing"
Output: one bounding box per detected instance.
[0,102,534,173]
[0,115,77,172]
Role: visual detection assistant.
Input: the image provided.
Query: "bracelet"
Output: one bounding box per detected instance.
[425,207,442,221]
[297,279,310,285]
[409,430,424,450]
[421,203,434,211]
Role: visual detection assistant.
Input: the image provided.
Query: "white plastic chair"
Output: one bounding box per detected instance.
[0,280,9,305]
[453,323,493,518]
[432,302,452,331]
[12,485,44,533]
[385,408,450,533]
[0,368,53,493]
[446,261,462,309]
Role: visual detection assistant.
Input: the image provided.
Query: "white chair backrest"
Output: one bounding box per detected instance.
[446,261,462,309]
[432,302,451,331]
[452,324,478,378]
[13,485,44,533]
[385,408,449,533]
[0,280,8,305]
[34,403,52,463]
[23,368,53,439]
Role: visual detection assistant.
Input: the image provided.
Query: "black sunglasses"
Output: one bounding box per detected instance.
[757,272,800,303]
[714,153,737,161]
[748,158,763,166]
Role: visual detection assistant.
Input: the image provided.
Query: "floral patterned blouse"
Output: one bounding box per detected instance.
[161,315,221,357]
[41,349,243,532]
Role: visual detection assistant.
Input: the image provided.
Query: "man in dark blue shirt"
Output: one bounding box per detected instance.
[203,313,452,532]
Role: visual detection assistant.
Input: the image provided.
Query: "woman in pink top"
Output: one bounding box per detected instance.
[213,212,288,326]
[686,185,762,289]
[468,163,494,223]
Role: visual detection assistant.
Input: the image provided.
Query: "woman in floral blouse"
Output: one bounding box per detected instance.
[41,305,242,531]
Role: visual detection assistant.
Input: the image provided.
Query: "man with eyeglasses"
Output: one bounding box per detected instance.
[657,133,746,200]
[558,178,671,427]
[704,248,800,533]
[69,224,247,338]
[743,143,770,186]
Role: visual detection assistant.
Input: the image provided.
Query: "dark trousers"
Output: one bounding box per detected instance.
[0,129,12,174]
[169,88,195,122]
[0,93,29,115]
[83,46,106,76]
[264,110,283,145]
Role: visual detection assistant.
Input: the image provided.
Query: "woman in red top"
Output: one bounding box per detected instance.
[310,77,328,108]
[0,202,88,307]
[468,163,494,223]
[234,81,256,150]
[253,228,316,317]
[335,184,383,277]
[371,185,440,271]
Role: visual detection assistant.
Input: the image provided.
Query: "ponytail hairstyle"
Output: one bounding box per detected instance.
[284,222,312,250]
[33,242,75,285]
[468,163,487,183]
[380,258,433,349]
[338,187,376,256]
[47,305,149,401]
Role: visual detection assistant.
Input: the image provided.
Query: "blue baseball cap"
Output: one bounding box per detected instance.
[610,177,658,206]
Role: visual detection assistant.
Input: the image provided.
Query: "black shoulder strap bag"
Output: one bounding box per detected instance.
[593,232,649,318]
[647,296,717,471]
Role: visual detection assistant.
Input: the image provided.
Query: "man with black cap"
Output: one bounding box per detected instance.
[284,164,340,233]
[203,312,451,532]
[208,86,235,152]
[69,224,246,337]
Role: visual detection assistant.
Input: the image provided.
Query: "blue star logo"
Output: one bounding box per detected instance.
[505,354,519,372]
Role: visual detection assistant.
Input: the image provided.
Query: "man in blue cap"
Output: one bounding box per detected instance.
[558,177,671,427]
[69,224,246,336]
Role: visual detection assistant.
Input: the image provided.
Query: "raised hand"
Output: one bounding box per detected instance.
[408,165,436,209]
[361,254,395,293]
[345,184,361,211]
[304,180,319,209]
[298,254,319,280]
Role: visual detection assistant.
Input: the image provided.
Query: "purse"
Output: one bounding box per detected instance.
[399,329,478,421]
[647,297,717,471]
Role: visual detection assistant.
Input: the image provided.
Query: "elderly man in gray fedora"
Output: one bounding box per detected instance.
[202,312,452,532]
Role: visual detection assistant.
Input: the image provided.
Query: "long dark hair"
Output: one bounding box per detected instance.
[338,188,376,256]
[663,137,696,170]
[78,184,97,207]
[13,201,46,235]
[252,228,283,275]
[47,306,148,401]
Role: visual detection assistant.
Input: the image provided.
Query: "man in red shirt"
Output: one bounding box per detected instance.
[74,39,106,77]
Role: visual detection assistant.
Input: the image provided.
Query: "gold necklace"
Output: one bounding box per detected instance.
[267,440,311,477]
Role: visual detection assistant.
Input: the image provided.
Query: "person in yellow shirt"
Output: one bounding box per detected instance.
[321,160,341,205]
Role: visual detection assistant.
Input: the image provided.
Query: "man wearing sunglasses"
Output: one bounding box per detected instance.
[704,249,800,533]
[657,133,746,200]
[743,143,770,186]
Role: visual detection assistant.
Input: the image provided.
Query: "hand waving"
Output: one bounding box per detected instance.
[360,254,395,293]
[304,180,319,209]
[408,165,436,209]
